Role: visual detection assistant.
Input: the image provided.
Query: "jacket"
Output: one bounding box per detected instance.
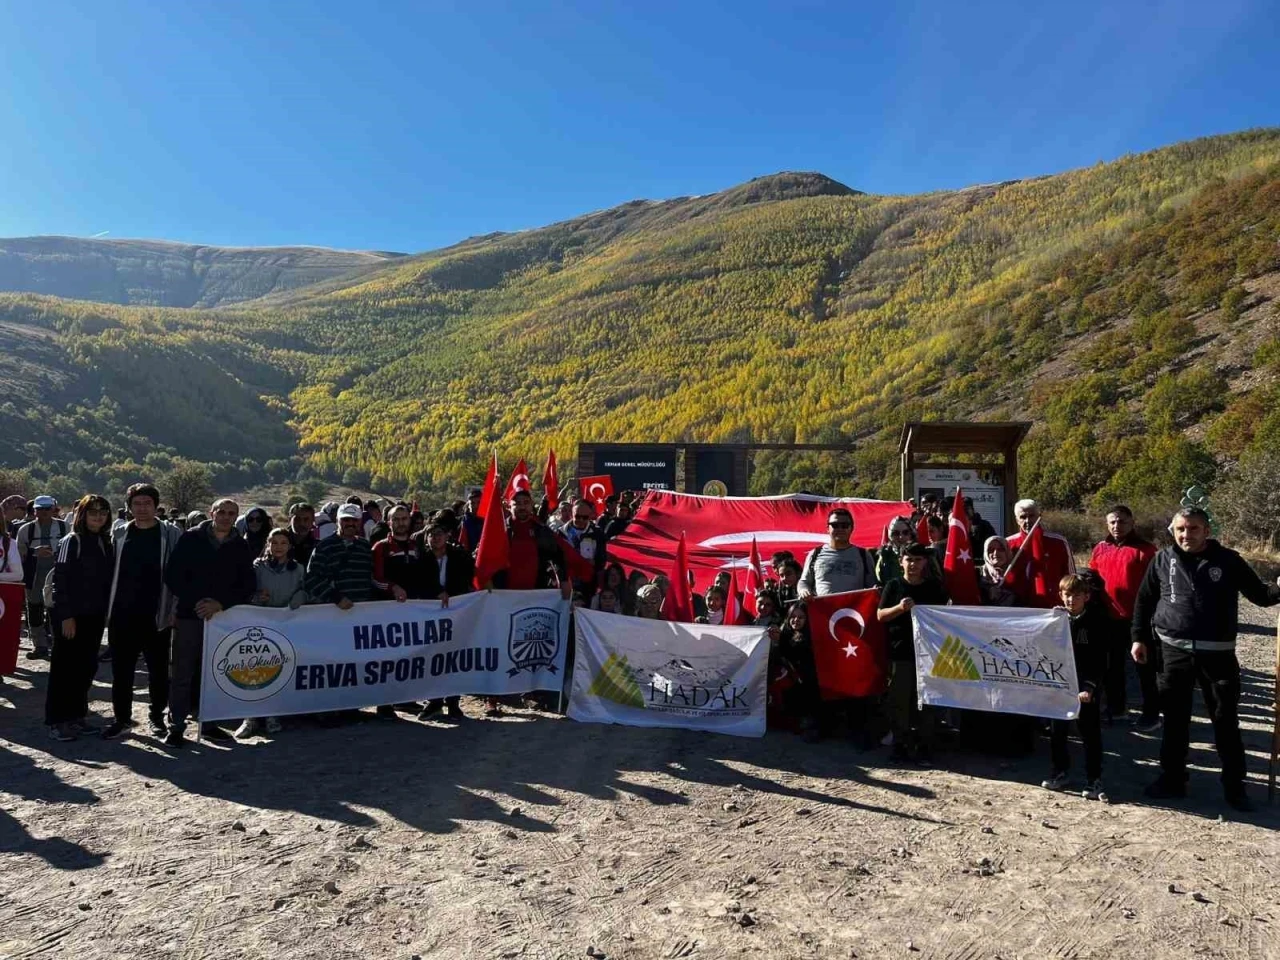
[17,518,68,590]
[0,532,23,583]
[253,557,307,609]
[371,535,430,598]
[305,534,376,604]
[1132,540,1280,653]
[415,539,476,599]
[1066,604,1109,694]
[164,520,257,619]
[107,520,184,628]
[51,533,114,621]
[1089,535,1157,621]
[496,517,564,590]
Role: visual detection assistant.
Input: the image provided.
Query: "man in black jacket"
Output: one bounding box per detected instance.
[416,520,476,721]
[1132,507,1280,810]
[163,498,257,747]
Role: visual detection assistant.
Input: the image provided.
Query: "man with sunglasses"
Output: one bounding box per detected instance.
[798,507,878,600]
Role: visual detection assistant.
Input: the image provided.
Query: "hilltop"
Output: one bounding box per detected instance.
[0,237,401,308]
[0,132,1277,524]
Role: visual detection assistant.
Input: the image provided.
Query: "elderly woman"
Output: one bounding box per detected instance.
[978,535,1019,606]
[634,583,663,619]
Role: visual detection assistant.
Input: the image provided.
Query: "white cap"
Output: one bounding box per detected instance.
[337,504,362,521]
[33,495,56,509]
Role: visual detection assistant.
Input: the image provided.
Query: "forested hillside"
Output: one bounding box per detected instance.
[0,237,400,307]
[0,130,1277,531]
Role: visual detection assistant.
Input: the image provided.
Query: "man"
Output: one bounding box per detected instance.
[562,500,606,589]
[1089,504,1159,730]
[459,487,484,550]
[102,483,184,740]
[546,500,573,534]
[372,505,428,601]
[363,499,386,542]
[163,498,256,746]
[965,497,997,551]
[1132,506,1280,811]
[415,520,475,721]
[306,503,376,608]
[288,502,318,567]
[601,497,633,542]
[2,495,27,538]
[798,507,877,600]
[500,490,568,592]
[17,496,68,658]
[1006,499,1076,608]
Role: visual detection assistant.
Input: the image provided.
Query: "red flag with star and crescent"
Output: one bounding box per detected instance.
[943,488,982,605]
[742,535,764,619]
[503,458,532,501]
[806,588,888,699]
[579,474,614,512]
[542,449,559,511]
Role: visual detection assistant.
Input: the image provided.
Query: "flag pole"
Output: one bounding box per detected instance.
[1002,517,1041,583]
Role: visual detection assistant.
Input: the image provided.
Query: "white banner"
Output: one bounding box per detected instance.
[567,608,769,738]
[199,590,570,721]
[912,605,1081,720]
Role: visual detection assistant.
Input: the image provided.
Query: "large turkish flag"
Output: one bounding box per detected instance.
[0,581,25,675]
[606,491,910,594]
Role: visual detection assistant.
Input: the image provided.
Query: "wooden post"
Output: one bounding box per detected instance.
[1270,614,1279,803]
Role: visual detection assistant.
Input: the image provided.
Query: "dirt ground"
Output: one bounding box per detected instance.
[2,606,1278,960]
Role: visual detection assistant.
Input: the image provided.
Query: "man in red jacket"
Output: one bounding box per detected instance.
[1089,504,1159,730]
[1006,499,1076,608]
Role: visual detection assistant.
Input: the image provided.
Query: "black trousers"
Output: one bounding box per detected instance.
[1158,644,1245,789]
[44,614,105,725]
[1104,618,1160,717]
[1050,696,1103,781]
[109,612,171,725]
[26,599,48,646]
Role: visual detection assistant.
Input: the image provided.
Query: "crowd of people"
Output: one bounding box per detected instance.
[6,480,1279,812]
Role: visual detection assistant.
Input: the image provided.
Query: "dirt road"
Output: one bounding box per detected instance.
[2,606,1278,960]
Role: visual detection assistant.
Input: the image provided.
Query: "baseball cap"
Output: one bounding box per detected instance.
[33,495,56,509]
[337,504,362,520]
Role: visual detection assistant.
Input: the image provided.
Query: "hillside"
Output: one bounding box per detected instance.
[0,237,401,308]
[0,131,1277,522]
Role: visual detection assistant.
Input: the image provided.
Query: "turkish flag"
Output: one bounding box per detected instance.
[916,513,931,546]
[579,475,614,510]
[742,536,764,619]
[659,532,695,623]
[943,488,982,604]
[726,565,750,625]
[476,453,498,520]
[807,589,889,699]
[543,450,559,511]
[556,533,597,584]
[0,581,24,675]
[503,458,532,501]
[473,470,510,589]
[606,492,910,594]
[1025,524,1053,606]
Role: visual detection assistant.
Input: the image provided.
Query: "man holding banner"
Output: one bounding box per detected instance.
[1132,506,1280,811]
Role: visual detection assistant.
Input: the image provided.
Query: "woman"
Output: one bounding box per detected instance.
[601,563,630,613]
[771,602,822,737]
[978,535,1019,606]
[593,586,621,613]
[234,528,306,739]
[45,495,114,741]
[874,516,916,584]
[698,585,727,625]
[240,507,271,559]
[634,583,663,619]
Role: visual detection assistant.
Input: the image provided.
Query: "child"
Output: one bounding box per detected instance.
[234,528,306,739]
[1042,574,1109,800]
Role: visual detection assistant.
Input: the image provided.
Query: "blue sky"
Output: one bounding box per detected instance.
[1,0,1275,252]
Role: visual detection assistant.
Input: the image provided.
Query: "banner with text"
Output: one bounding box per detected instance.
[568,607,769,738]
[912,605,1081,720]
[199,590,570,721]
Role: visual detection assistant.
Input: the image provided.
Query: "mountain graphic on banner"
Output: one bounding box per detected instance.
[931,635,981,681]
[588,653,646,708]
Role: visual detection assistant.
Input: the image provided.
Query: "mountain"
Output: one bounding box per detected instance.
[0,237,402,308]
[0,131,1278,521]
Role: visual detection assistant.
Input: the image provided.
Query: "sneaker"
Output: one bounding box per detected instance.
[148,718,168,738]
[48,723,76,742]
[264,717,282,734]
[376,704,397,719]
[1083,779,1109,802]
[201,724,232,742]
[1133,715,1162,734]
[164,728,186,748]
[417,700,443,721]
[880,731,895,747]
[484,699,503,718]
[234,719,261,740]
[1143,775,1187,800]
[1041,771,1070,791]
[26,647,49,660]
[74,718,103,736]
[102,720,130,740]
[444,703,465,721]
[99,647,113,662]
[1224,789,1254,813]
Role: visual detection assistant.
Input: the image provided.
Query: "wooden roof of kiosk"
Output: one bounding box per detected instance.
[899,421,1033,530]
